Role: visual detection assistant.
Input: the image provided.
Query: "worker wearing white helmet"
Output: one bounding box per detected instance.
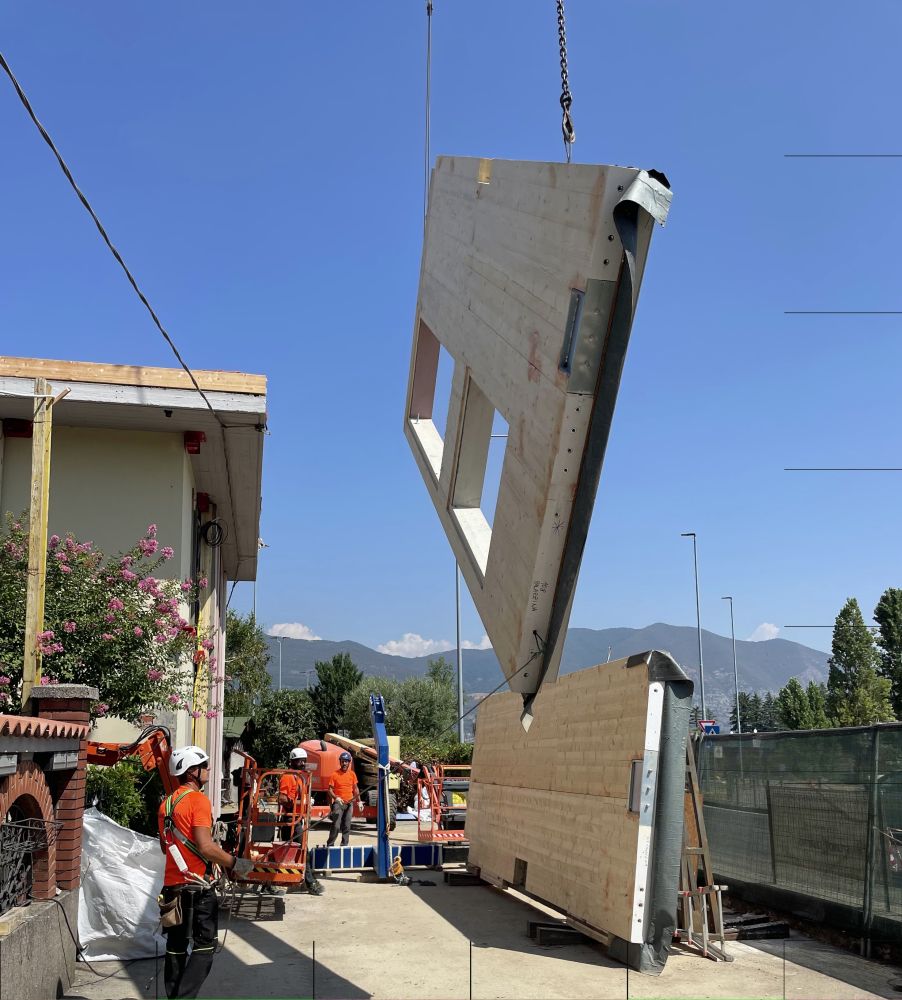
[157,745,253,999]
[278,747,310,844]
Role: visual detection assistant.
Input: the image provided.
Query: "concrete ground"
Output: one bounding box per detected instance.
[65,820,902,1000]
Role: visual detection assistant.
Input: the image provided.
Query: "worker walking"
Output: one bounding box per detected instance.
[326,750,359,847]
[157,745,253,999]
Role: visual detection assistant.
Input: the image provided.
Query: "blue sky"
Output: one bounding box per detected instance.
[3,2,901,657]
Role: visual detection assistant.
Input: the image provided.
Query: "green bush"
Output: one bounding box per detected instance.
[399,736,473,767]
[251,689,318,767]
[85,760,146,828]
[84,759,165,836]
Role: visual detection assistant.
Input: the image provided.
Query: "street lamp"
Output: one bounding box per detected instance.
[681,532,707,719]
[722,596,741,733]
[276,636,283,691]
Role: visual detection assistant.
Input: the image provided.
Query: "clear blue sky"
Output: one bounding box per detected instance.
[3,2,901,657]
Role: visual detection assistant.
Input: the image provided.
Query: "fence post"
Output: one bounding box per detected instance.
[861,725,880,958]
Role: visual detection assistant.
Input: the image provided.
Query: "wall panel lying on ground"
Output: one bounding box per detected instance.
[466,651,692,974]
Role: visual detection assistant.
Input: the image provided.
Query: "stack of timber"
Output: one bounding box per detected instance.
[466,650,692,974]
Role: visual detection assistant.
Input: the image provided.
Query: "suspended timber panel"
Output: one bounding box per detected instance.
[404,157,671,700]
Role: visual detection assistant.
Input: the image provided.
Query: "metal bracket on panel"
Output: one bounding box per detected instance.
[558,288,585,376]
[562,280,619,395]
[0,753,17,776]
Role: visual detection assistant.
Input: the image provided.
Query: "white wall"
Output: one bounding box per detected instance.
[1,426,192,578]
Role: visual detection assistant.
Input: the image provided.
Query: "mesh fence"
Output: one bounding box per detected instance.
[696,723,902,940]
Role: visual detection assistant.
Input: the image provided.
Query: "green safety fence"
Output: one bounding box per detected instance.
[696,724,902,948]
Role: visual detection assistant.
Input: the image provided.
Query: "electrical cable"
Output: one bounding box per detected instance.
[0,49,249,574]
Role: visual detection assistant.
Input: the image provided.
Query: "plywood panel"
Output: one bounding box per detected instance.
[466,651,691,973]
[404,158,671,703]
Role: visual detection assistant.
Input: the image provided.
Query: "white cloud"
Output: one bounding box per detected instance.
[378,632,494,657]
[747,622,780,642]
[268,622,322,641]
[377,633,452,657]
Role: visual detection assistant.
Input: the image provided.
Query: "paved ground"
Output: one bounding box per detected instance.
[65,821,902,1000]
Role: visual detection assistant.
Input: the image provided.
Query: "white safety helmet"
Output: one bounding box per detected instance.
[289,747,308,763]
[169,745,210,777]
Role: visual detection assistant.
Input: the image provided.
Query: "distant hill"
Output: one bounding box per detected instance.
[263,623,828,722]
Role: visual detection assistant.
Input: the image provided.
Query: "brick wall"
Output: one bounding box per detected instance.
[30,687,96,892]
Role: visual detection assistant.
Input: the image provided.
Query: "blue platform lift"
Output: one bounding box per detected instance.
[307,693,443,877]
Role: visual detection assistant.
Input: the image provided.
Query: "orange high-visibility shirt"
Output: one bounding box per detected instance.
[328,768,357,801]
[157,789,212,887]
[279,772,305,802]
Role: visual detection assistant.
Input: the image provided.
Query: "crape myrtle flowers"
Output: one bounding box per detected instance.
[0,517,222,722]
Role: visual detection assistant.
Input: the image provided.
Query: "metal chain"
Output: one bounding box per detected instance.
[556,0,575,161]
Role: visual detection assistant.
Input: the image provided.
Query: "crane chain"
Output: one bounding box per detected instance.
[556,0,575,160]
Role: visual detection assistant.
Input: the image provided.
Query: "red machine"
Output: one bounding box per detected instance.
[87,726,311,887]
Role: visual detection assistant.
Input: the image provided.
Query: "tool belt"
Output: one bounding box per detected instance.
[158,892,183,929]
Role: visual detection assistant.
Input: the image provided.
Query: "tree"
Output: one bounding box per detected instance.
[760,692,780,731]
[251,689,318,767]
[806,681,830,729]
[873,588,902,717]
[0,516,202,721]
[426,655,454,687]
[776,678,813,730]
[308,653,363,737]
[224,610,271,715]
[342,674,458,740]
[729,692,751,732]
[826,598,895,726]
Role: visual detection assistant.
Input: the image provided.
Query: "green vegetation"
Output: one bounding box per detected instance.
[224,610,271,715]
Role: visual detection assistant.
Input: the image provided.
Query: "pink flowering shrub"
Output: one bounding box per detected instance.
[0,515,209,721]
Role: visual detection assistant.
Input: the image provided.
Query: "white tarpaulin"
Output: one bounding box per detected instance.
[78,807,167,961]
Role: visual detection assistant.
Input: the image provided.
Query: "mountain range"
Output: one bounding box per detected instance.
[263,623,829,722]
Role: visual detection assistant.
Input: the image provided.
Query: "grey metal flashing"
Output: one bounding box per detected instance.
[625,649,689,683]
[522,171,672,718]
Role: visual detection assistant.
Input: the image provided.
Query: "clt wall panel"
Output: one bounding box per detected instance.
[403,157,672,707]
[466,651,692,974]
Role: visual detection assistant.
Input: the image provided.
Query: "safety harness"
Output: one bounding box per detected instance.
[162,789,209,869]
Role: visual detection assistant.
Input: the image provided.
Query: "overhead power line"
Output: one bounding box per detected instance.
[0,48,246,565]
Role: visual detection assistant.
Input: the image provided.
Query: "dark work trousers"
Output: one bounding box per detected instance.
[326,800,353,846]
[161,885,219,999]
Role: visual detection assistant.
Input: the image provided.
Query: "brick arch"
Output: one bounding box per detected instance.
[0,759,57,900]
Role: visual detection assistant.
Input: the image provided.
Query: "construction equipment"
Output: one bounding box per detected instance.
[87,726,311,888]
[416,763,469,844]
[300,731,401,829]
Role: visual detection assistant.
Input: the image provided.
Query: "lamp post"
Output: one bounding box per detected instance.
[681,532,707,719]
[722,596,741,733]
[276,636,283,691]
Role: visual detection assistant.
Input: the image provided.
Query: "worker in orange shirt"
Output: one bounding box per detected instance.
[157,745,253,999]
[278,747,309,843]
[326,750,359,847]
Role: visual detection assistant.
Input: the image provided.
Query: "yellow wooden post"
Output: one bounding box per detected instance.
[22,377,53,710]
